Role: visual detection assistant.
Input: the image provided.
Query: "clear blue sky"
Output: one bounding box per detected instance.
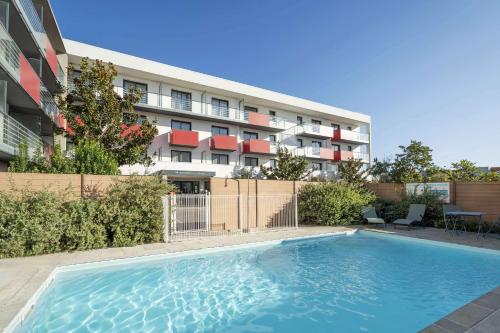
[52,0,500,167]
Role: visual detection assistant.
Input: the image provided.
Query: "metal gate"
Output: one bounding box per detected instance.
[162,193,298,242]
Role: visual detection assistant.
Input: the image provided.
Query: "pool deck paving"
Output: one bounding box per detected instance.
[1,225,499,332]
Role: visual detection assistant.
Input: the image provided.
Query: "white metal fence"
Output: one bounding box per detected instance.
[162,193,298,242]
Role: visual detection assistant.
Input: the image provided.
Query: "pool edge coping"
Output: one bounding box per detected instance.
[4,229,356,333]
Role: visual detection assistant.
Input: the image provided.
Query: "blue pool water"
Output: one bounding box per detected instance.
[15,232,500,333]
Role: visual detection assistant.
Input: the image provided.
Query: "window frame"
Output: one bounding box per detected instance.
[244,157,259,167]
[171,120,192,131]
[171,89,192,111]
[123,79,148,104]
[212,98,229,117]
[212,153,229,165]
[171,150,192,163]
[312,162,322,171]
[243,131,259,141]
[211,126,229,136]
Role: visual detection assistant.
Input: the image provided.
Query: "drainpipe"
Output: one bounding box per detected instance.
[238,99,244,120]
[201,91,206,114]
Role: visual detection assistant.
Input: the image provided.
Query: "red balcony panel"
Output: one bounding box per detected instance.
[19,54,41,105]
[333,150,353,161]
[247,112,270,127]
[169,129,199,147]
[241,139,270,154]
[210,135,237,151]
[319,148,334,160]
[45,39,58,76]
[56,114,66,129]
[332,129,341,141]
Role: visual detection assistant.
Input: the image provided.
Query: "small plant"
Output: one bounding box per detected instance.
[73,140,120,175]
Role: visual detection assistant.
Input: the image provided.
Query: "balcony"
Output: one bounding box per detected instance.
[12,0,65,87]
[113,86,287,131]
[169,129,199,147]
[333,129,369,143]
[0,20,60,124]
[0,112,42,159]
[241,139,274,155]
[353,152,370,163]
[295,146,334,160]
[333,150,354,162]
[210,135,237,151]
[295,123,334,139]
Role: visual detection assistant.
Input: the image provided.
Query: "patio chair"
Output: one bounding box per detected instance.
[442,204,466,233]
[362,206,386,228]
[393,204,426,229]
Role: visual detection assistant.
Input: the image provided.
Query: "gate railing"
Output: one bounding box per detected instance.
[162,193,298,242]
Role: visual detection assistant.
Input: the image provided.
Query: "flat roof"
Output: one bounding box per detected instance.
[64,39,370,124]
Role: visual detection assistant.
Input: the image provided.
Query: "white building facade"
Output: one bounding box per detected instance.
[65,40,371,193]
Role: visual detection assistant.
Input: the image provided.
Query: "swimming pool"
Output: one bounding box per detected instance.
[13,231,500,332]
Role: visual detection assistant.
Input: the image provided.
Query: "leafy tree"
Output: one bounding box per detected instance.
[260,145,311,180]
[8,142,31,172]
[370,157,394,182]
[58,58,157,165]
[478,171,500,182]
[49,144,76,174]
[447,159,479,181]
[338,158,369,189]
[391,140,435,183]
[73,140,120,175]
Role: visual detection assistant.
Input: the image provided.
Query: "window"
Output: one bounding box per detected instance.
[269,110,276,117]
[171,90,192,111]
[331,123,340,131]
[297,138,303,148]
[171,120,192,131]
[245,157,259,167]
[297,116,303,125]
[269,134,276,143]
[312,162,322,171]
[244,106,258,113]
[312,140,322,154]
[312,140,322,148]
[123,113,147,125]
[124,80,147,104]
[312,119,322,125]
[269,159,277,169]
[332,144,340,151]
[212,98,229,117]
[347,145,352,152]
[347,126,352,131]
[171,150,191,163]
[212,126,229,136]
[243,131,258,140]
[212,153,229,165]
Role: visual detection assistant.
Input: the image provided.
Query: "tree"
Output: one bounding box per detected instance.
[58,58,158,165]
[260,145,311,180]
[447,159,479,181]
[338,158,369,189]
[73,140,120,175]
[391,140,435,183]
[370,157,394,182]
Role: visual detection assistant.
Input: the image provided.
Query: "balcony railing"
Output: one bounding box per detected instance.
[294,146,334,160]
[14,0,64,82]
[0,112,42,155]
[353,152,370,162]
[295,123,335,138]
[334,129,369,143]
[113,85,287,130]
[0,20,59,123]
[241,139,273,155]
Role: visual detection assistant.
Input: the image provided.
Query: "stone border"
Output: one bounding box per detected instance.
[420,286,500,333]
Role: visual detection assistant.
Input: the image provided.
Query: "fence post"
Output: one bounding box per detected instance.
[294,194,299,229]
[162,195,170,243]
[238,193,243,234]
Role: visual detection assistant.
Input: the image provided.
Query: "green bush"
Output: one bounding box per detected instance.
[74,140,120,175]
[298,182,376,226]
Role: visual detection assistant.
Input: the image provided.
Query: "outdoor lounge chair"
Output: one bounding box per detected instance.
[442,204,465,232]
[393,204,426,229]
[362,206,386,227]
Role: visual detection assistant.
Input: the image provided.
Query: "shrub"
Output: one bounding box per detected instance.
[102,176,175,247]
[74,140,120,175]
[299,182,376,225]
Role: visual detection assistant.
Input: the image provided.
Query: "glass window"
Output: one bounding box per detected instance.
[212,126,229,136]
[312,119,322,125]
[297,116,303,125]
[124,80,148,104]
[212,98,229,117]
[348,145,352,151]
[347,126,352,131]
[245,157,259,167]
[171,90,192,111]
[269,135,276,143]
[269,110,276,117]
[269,159,277,169]
[332,144,340,151]
[243,131,258,140]
[212,153,229,165]
[312,162,322,171]
[297,138,303,148]
[244,106,258,113]
[312,140,322,148]
[331,123,340,131]
[171,150,191,163]
[171,120,192,131]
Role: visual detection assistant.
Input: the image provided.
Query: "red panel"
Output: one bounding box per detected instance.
[120,124,143,139]
[247,112,270,127]
[333,150,353,161]
[169,129,199,147]
[332,129,341,141]
[19,54,41,105]
[210,135,237,151]
[56,114,66,129]
[45,39,58,76]
[319,148,334,160]
[242,139,270,154]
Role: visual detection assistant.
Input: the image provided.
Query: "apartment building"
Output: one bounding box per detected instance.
[0,0,65,170]
[65,40,371,193]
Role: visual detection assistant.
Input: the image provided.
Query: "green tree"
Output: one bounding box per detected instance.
[8,142,31,172]
[260,145,311,180]
[391,140,435,183]
[447,159,479,181]
[338,158,369,189]
[73,140,120,175]
[49,144,76,174]
[370,157,394,182]
[58,58,158,165]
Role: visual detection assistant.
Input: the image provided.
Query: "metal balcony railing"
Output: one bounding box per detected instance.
[0,112,42,155]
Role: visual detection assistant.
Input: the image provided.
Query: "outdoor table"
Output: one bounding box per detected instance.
[445,211,486,238]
